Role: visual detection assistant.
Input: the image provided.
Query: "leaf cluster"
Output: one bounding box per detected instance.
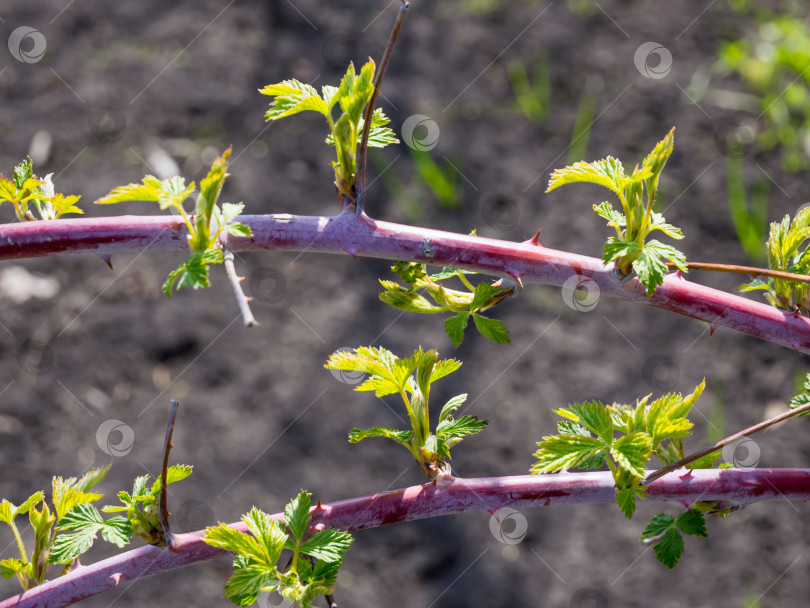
[532,380,716,568]
[641,511,708,568]
[379,261,512,347]
[325,346,486,478]
[203,490,353,607]
[546,128,686,295]
[102,464,193,544]
[739,206,810,313]
[0,157,83,222]
[96,148,252,296]
[260,61,397,202]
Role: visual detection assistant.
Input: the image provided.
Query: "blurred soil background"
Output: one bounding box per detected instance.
[1,0,810,606]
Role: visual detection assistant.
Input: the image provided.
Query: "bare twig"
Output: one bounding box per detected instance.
[159,400,180,548]
[222,246,259,327]
[667,261,810,285]
[355,0,410,213]
[3,469,810,608]
[643,401,810,485]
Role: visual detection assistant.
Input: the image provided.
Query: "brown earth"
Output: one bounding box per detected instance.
[1,1,809,607]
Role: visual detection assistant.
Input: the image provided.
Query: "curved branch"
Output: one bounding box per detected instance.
[1,212,809,353]
[3,469,809,608]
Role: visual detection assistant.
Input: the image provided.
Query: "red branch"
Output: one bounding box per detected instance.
[2,469,809,608]
[1,211,808,352]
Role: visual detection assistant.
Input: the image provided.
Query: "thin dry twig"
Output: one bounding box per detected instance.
[355,0,410,213]
[667,261,810,284]
[159,400,180,548]
[643,400,810,485]
[223,246,259,327]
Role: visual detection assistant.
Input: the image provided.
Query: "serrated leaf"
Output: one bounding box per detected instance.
[379,281,443,313]
[616,488,637,519]
[284,490,311,544]
[568,401,614,445]
[546,156,630,196]
[261,79,329,120]
[602,237,640,264]
[348,427,413,445]
[653,528,684,569]
[642,513,675,538]
[96,176,162,205]
[445,312,470,347]
[593,201,626,227]
[648,212,683,239]
[13,158,33,190]
[430,358,462,383]
[676,510,707,537]
[472,314,510,345]
[0,558,25,581]
[162,249,223,297]
[224,564,272,607]
[439,394,468,422]
[687,451,722,469]
[204,522,267,563]
[532,434,606,473]
[632,244,671,296]
[610,432,652,477]
[470,282,504,311]
[48,193,84,218]
[299,527,353,562]
[243,507,286,566]
[197,147,231,222]
[437,415,487,444]
[50,504,128,563]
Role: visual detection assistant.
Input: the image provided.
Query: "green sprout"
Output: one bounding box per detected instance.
[0,157,83,222]
[546,127,687,295]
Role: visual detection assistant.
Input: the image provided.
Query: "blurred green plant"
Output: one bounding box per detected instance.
[739,205,810,313]
[726,154,769,262]
[0,157,83,222]
[567,91,596,165]
[507,54,551,125]
[718,12,810,171]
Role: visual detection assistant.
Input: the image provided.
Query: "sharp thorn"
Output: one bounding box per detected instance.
[97,253,114,270]
[525,230,543,247]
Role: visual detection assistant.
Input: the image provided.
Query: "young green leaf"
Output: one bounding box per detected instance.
[445,312,470,347]
[260,80,329,120]
[531,434,606,473]
[610,432,653,477]
[472,314,511,345]
[439,393,468,422]
[348,427,414,445]
[49,504,130,563]
[298,528,353,562]
[284,490,311,544]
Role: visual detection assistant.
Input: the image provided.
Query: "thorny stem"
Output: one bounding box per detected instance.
[222,246,259,327]
[355,0,409,213]
[667,261,810,284]
[2,212,810,353]
[159,400,180,548]
[643,400,810,485]
[3,469,810,608]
